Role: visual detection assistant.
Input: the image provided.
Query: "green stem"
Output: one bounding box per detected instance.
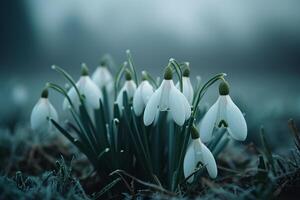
[192,73,226,117]
[126,50,139,85]
[169,59,183,92]
[46,82,75,111]
[114,62,127,99]
[51,65,83,104]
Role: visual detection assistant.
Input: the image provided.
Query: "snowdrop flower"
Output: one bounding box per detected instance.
[199,81,247,142]
[184,126,217,182]
[116,70,137,111]
[62,64,103,110]
[133,72,154,116]
[91,63,114,92]
[31,89,58,131]
[176,65,194,104]
[143,66,191,126]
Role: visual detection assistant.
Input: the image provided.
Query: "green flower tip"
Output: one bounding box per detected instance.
[81,63,89,76]
[126,49,130,54]
[218,119,228,128]
[219,80,230,95]
[125,69,132,81]
[191,125,200,139]
[164,66,173,80]
[41,89,49,98]
[100,60,106,67]
[141,71,147,81]
[183,65,190,77]
[169,58,175,62]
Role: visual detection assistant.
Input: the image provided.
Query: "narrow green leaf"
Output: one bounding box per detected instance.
[79,104,101,152]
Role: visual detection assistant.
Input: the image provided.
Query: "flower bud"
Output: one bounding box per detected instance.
[81,63,89,76]
[125,69,132,81]
[41,88,49,98]
[164,66,173,80]
[183,64,190,77]
[219,81,229,95]
[191,125,200,139]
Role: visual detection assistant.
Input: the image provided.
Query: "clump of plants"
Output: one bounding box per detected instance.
[29,51,247,194]
[21,51,300,199]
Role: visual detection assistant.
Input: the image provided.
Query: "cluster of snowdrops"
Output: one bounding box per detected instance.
[30,53,247,189]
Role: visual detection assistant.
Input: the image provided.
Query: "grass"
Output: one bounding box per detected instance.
[1,113,300,199]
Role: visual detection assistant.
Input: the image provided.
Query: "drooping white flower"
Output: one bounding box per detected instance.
[133,73,154,116]
[199,81,247,142]
[184,126,217,182]
[176,67,194,104]
[143,66,191,126]
[63,64,103,110]
[116,70,137,111]
[31,89,58,132]
[91,64,114,92]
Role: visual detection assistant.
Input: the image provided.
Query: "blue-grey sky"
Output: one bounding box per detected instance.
[0,0,300,121]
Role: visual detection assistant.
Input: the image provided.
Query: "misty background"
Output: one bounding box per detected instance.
[1,0,300,147]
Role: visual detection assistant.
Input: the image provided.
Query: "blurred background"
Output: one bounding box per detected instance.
[0,0,300,148]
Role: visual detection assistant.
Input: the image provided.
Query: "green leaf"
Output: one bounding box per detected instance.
[94,100,109,148]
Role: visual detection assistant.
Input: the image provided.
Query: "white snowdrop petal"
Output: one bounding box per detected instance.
[183,144,196,183]
[201,143,218,178]
[218,96,227,122]
[182,77,194,104]
[49,102,58,122]
[31,100,47,130]
[141,81,154,104]
[144,88,161,126]
[226,96,247,141]
[133,87,144,116]
[179,92,191,120]
[158,80,171,111]
[169,87,186,126]
[31,99,57,132]
[125,80,137,99]
[199,98,220,143]
[92,67,113,90]
[116,81,137,112]
[63,87,78,110]
[116,87,125,111]
[82,77,102,109]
